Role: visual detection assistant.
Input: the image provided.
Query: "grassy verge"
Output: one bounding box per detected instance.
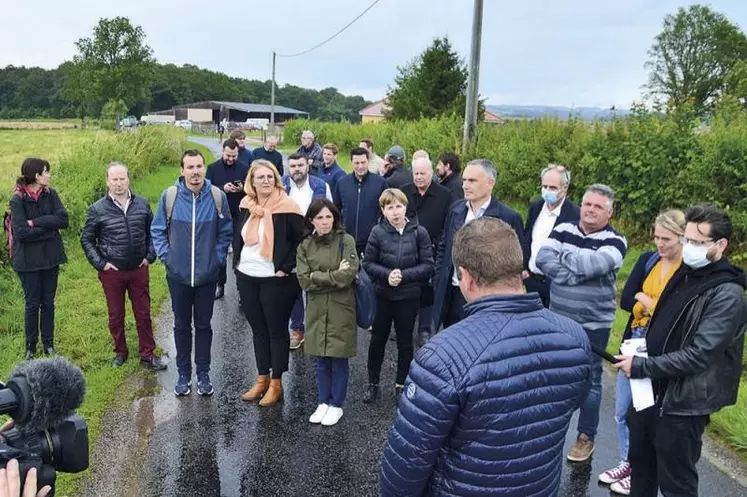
[0,128,195,496]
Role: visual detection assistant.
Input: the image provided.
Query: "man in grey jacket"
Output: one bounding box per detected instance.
[297,130,324,178]
[615,204,747,497]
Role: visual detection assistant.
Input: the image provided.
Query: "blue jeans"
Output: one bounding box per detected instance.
[315,357,350,407]
[614,326,646,461]
[577,326,611,440]
[615,370,632,461]
[167,277,217,376]
[290,292,305,333]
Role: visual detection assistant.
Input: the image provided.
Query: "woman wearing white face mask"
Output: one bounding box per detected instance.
[599,210,685,495]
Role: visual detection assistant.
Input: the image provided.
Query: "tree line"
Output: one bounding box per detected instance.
[1,5,746,123]
[0,18,369,122]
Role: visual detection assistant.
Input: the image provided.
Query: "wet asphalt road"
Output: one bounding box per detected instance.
[84,269,746,497]
[81,136,746,496]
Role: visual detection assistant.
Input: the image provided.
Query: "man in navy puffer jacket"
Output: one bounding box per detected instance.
[380,217,592,497]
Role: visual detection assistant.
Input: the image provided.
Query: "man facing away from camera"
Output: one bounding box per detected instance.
[380,217,592,497]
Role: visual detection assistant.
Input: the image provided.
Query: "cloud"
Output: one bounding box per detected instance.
[1,0,746,108]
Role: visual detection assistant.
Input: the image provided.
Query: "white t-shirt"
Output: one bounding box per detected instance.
[236,220,276,278]
[288,178,333,215]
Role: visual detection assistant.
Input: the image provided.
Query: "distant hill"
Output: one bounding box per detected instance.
[487,104,630,121]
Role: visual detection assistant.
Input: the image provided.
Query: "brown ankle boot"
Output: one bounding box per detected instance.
[258,378,283,407]
[241,374,270,402]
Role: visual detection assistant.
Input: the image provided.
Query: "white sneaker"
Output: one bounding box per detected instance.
[321,406,343,426]
[309,404,329,424]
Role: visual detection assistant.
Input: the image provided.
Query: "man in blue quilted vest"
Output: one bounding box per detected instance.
[380,217,592,497]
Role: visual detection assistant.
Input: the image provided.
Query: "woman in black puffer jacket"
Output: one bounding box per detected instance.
[362,188,433,404]
[9,158,69,359]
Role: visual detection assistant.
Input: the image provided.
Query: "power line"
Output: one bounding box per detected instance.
[276,0,384,58]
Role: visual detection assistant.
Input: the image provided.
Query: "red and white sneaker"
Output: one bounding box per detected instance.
[610,475,632,495]
[599,461,631,484]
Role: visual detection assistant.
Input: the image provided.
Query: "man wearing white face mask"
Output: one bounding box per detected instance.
[614,204,747,497]
[522,164,579,307]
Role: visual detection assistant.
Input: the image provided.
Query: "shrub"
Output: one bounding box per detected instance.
[284,105,747,252]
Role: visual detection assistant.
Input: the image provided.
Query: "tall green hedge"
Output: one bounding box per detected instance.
[284,105,747,255]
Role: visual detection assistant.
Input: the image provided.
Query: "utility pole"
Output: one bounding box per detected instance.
[462,0,484,155]
[270,51,276,134]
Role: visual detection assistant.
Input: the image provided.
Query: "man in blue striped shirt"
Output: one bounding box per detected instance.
[536,183,627,464]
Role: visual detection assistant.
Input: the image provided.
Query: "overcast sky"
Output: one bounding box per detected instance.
[1,0,746,108]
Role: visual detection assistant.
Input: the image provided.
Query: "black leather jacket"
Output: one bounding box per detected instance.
[80,193,156,271]
[631,261,747,416]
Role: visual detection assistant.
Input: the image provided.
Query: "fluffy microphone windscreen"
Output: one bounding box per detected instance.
[9,357,86,433]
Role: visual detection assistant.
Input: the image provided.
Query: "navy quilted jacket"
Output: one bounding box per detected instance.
[380,293,592,497]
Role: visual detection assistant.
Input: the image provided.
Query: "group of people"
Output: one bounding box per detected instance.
[6,128,746,496]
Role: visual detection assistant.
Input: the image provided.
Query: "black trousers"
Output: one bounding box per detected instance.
[443,285,467,329]
[17,266,60,350]
[368,297,419,385]
[237,273,300,379]
[218,264,227,286]
[523,273,550,308]
[627,407,709,497]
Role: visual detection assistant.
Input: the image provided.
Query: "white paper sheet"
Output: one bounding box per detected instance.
[621,338,656,411]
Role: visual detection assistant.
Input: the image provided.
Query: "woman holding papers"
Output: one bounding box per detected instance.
[599,210,685,495]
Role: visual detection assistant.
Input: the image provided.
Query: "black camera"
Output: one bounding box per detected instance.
[0,415,88,491]
[0,357,88,495]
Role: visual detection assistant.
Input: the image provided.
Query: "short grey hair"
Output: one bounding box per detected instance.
[412,157,433,170]
[301,130,314,138]
[466,158,497,180]
[412,150,430,161]
[541,164,570,187]
[106,161,129,178]
[584,183,615,208]
[266,135,278,143]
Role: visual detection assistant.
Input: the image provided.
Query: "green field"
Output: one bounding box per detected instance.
[0,127,205,495]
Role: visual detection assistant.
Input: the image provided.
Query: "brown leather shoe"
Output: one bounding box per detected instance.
[567,433,595,462]
[241,374,270,402]
[259,378,283,407]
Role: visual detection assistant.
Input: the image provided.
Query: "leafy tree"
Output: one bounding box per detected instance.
[386,36,468,120]
[646,4,747,114]
[63,17,154,117]
[725,59,747,104]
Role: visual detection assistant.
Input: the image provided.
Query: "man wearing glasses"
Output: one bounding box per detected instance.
[535,183,627,464]
[523,164,580,307]
[614,204,746,497]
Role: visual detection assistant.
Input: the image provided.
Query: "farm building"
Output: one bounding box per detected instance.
[359,99,504,124]
[146,101,309,124]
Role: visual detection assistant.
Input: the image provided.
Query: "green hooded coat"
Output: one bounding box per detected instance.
[296,229,359,358]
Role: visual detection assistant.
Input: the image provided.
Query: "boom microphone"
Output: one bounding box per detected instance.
[0,357,86,434]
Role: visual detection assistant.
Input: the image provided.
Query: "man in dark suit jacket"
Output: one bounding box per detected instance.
[523,164,580,307]
[432,159,525,330]
[401,157,453,342]
[205,138,249,299]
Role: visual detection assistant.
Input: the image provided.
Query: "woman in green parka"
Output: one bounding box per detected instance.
[296,198,359,427]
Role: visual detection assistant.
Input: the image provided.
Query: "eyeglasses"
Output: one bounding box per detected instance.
[680,237,715,247]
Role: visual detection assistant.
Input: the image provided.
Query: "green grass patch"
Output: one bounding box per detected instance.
[0,128,191,495]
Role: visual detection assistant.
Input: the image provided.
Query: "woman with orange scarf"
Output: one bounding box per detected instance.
[233,159,306,406]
